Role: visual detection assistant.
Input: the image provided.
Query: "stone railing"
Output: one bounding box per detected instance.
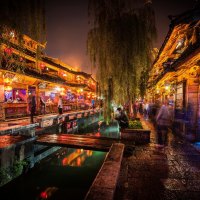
[85,143,124,200]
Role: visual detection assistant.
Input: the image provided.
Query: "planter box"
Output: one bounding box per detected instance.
[121,128,150,144]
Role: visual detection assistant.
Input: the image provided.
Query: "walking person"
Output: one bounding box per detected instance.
[58,95,63,114]
[40,95,46,115]
[30,91,36,124]
[91,99,95,109]
[156,101,172,148]
[144,101,150,120]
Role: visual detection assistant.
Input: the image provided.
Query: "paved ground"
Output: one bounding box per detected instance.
[115,118,200,200]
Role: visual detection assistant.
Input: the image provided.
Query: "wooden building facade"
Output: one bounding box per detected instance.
[148,5,200,140]
[0,28,96,120]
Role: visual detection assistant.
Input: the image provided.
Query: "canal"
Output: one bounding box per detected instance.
[0,147,106,200]
[0,121,120,199]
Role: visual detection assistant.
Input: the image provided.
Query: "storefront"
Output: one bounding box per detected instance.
[0,29,97,121]
[147,6,200,140]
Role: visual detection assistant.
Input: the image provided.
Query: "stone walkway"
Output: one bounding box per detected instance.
[115,118,200,200]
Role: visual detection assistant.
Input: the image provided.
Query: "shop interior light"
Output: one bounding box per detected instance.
[63,73,67,77]
[55,87,61,92]
[4,78,11,83]
[5,86,12,91]
[165,85,170,90]
[10,31,15,38]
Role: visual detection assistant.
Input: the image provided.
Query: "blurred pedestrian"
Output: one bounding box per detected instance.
[156,101,172,147]
[58,95,63,114]
[91,99,95,109]
[30,91,36,123]
[40,95,46,115]
[144,101,149,120]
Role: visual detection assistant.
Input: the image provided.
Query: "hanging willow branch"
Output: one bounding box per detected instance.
[87,0,157,121]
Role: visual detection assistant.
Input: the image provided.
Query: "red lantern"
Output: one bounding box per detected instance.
[4,48,13,55]
[40,191,48,199]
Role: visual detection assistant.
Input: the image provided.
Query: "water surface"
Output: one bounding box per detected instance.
[0,147,106,200]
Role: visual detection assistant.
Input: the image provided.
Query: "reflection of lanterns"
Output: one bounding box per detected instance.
[77,157,81,166]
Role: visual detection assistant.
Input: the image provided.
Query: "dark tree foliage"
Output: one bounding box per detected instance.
[0,0,46,42]
[0,0,46,73]
[87,0,156,122]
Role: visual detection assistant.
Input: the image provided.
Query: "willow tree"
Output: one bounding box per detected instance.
[87,0,156,122]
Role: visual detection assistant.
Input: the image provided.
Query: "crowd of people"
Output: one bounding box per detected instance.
[29,91,173,149]
[115,99,174,149]
[28,91,101,123]
[28,92,64,123]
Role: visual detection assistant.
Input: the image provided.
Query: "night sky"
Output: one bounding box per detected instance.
[45,0,197,74]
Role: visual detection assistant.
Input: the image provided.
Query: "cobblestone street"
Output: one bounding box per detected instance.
[115,119,200,200]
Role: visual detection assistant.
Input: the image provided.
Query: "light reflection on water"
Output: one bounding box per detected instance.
[78,122,120,139]
[62,149,93,167]
[0,147,107,200]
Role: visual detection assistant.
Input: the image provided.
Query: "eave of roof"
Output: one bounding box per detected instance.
[148,5,200,88]
[152,5,200,68]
